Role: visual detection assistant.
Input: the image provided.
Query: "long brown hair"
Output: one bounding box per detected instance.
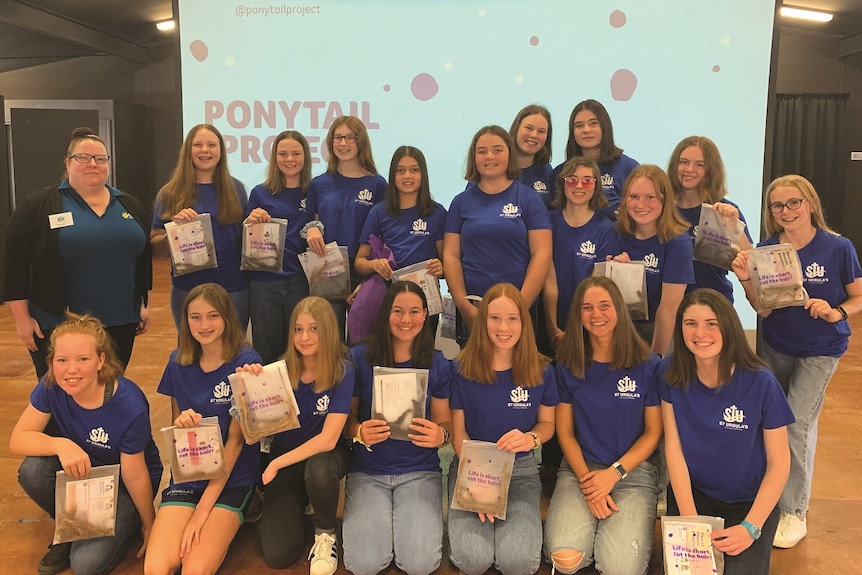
[665,289,766,390]
[457,283,548,386]
[564,99,623,164]
[177,283,246,366]
[365,281,433,369]
[325,116,378,176]
[45,312,123,388]
[556,277,650,379]
[550,157,608,212]
[281,296,348,393]
[157,124,243,224]
[667,135,727,204]
[616,164,689,243]
[385,146,437,218]
[464,125,521,183]
[263,130,313,194]
[509,104,553,166]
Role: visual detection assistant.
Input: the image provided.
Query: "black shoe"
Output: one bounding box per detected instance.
[38,542,71,575]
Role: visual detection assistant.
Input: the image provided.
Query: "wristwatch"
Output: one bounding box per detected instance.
[440,426,451,447]
[740,520,762,540]
[612,461,628,480]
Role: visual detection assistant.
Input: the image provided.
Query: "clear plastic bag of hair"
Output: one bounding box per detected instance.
[693,203,745,270]
[439,297,457,341]
[747,243,809,310]
[661,515,725,575]
[392,259,444,315]
[228,360,301,444]
[371,366,429,441]
[164,213,218,276]
[451,440,515,520]
[297,242,351,299]
[241,218,288,272]
[592,261,649,320]
[53,464,120,544]
[161,416,227,484]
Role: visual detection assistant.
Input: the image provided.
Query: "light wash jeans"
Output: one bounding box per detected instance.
[761,341,839,516]
[342,471,442,575]
[544,460,657,575]
[249,275,309,364]
[448,454,542,575]
[170,286,249,333]
[18,455,152,575]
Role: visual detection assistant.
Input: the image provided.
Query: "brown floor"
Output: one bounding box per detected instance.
[1,258,860,574]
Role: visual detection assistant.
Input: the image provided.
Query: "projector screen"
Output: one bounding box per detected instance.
[177,0,777,326]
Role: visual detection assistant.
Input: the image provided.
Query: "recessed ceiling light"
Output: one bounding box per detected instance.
[156,19,176,32]
[780,6,833,23]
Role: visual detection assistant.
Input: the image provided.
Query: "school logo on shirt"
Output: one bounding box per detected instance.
[719,404,749,430]
[410,218,430,236]
[87,427,111,449]
[601,173,614,189]
[356,189,374,206]
[500,203,521,219]
[579,240,597,259]
[614,376,641,399]
[315,394,330,415]
[299,198,307,211]
[211,380,231,404]
[121,212,134,220]
[804,262,829,285]
[507,386,531,409]
[533,180,547,193]
[643,253,659,272]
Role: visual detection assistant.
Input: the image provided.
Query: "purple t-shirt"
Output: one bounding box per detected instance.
[348,345,452,474]
[759,230,862,357]
[444,181,551,299]
[619,231,694,320]
[657,359,794,503]
[451,362,558,459]
[157,347,262,490]
[556,355,660,466]
[272,361,354,451]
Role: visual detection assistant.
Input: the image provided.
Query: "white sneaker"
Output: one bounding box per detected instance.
[309,532,338,575]
[773,513,807,548]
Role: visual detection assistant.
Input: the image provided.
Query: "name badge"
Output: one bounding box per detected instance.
[49,212,74,229]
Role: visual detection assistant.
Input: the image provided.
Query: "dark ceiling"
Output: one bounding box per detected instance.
[0,0,860,75]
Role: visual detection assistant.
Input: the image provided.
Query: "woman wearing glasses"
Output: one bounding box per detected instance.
[3,127,151,377]
[543,158,619,348]
[731,175,862,548]
[306,116,386,337]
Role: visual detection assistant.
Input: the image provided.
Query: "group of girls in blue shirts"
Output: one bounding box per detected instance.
[8,97,861,575]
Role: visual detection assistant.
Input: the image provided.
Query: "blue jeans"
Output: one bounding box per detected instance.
[249,275,309,364]
[343,471,442,575]
[170,286,249,333]
[18,455,153,575]
[544,460,658,575]
[762,341,839,516]
[448,455,542,575]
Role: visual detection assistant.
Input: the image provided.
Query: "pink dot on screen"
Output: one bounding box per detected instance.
[530,36,539,46]
[609,10,626,28]
[610,69,638,101]
[189,40,209,62]
[713,65,721,72]
[410,73,439,101]
[383,84,391,92]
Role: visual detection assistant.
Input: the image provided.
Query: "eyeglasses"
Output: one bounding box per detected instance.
[564,176,597,187]
[332,134,357,144]
[68,153,110,165]
[768,197,805,214]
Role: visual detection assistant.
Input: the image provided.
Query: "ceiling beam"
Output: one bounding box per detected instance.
[839,32,862,58]
[0,0,149,64]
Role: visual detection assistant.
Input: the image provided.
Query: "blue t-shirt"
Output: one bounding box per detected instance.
[152,180,249,292]
[678,200,752,302]
[272,361,354,451]
[157,347,262,490]
[31,375,163,487]
[518,162,555,209]
[555,355,660,467]
[550,210,620,327]
[444,181,551,299]
[245,184,314,280]
[619,232,694,320]
[307,172,387,262]
[359,202,447,269]
[759,230,862,358]
[348,345,452,475]
[657,359,795,503]
[552,153,639,221]
[451,362,558,459]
